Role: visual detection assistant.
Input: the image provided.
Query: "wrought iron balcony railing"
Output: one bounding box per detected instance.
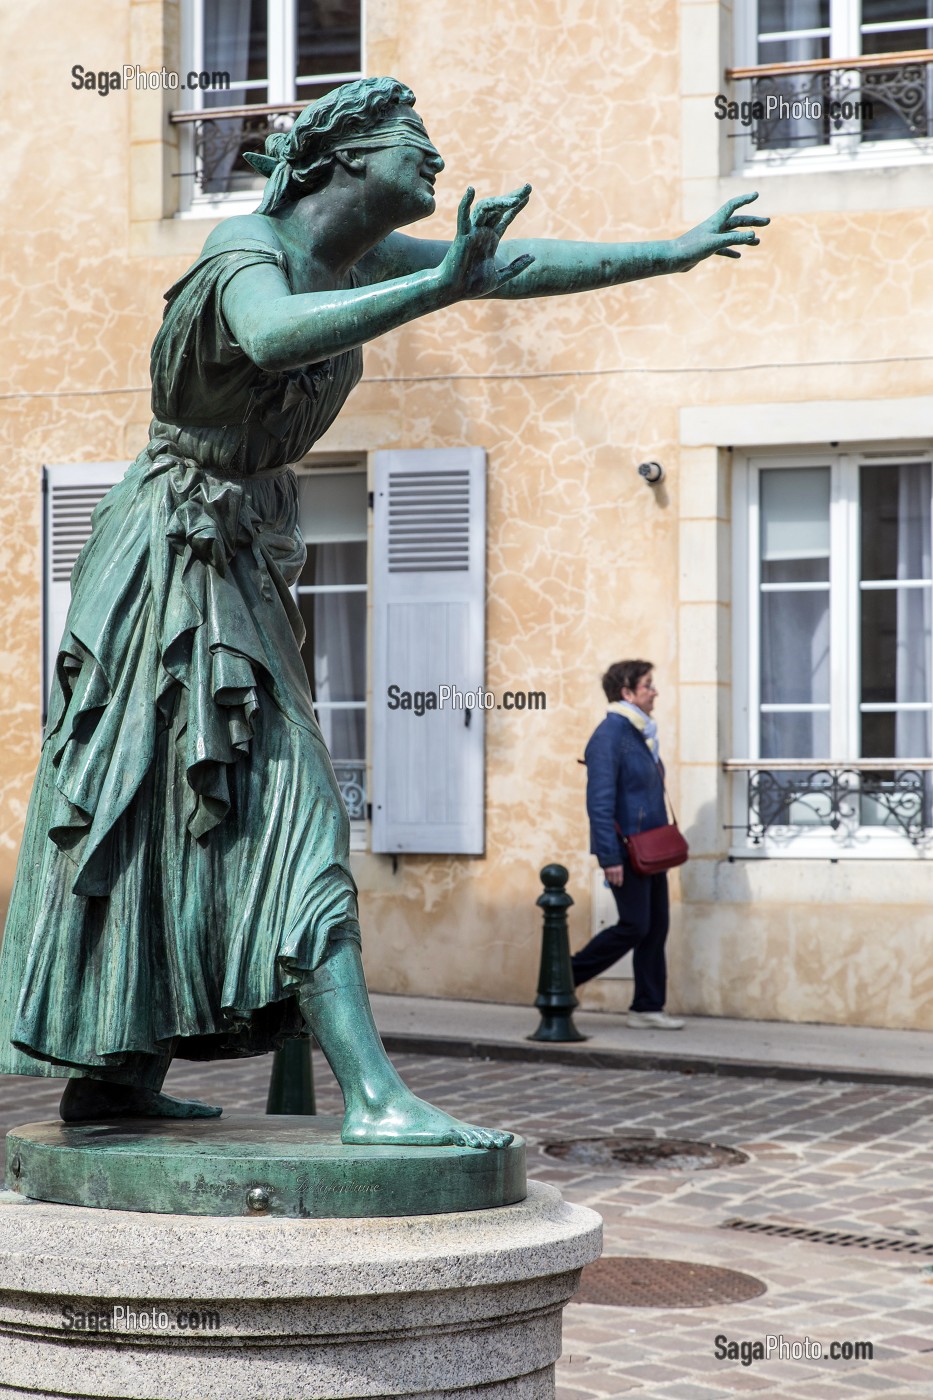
[331,760,366,822]
[170,100,305,198]
[725,48,933,150]
[723,759,933,847]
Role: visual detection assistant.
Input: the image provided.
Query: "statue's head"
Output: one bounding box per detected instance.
[245,76,441,215]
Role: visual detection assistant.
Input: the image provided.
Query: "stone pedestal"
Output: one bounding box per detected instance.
[0,1180,602,1399]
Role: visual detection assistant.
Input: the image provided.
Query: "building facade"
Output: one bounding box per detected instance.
[2,0,932,1030]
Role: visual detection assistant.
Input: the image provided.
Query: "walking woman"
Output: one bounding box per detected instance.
[572,661,685,1029]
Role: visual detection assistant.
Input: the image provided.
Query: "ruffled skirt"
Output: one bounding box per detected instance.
[0,440,360,1079]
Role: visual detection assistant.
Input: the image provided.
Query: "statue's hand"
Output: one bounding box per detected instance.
[674,192,769,271]
[439,184,535,300]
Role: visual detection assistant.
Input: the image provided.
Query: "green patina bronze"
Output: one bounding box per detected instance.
[5,1117,526,1218]
[0,77,767,1169]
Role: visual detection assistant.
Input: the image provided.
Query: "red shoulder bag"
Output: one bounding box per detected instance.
[616,737,689,876]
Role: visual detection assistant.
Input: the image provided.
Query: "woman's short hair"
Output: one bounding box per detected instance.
[601,660,653,702]
[250,76,416,214]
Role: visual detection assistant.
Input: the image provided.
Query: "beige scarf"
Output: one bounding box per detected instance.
[607,701,660,761]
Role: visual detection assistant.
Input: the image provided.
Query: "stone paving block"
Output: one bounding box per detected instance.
[882,1332,933,1350]
[651,1382,743,1398]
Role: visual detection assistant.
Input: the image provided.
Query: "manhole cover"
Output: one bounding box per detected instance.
[572,1256,768,1309]
[543,1136,748,1171]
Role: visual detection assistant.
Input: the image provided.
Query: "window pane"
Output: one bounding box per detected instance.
[860,463,931,581]
[304,539,366,587]
[298,472,368,542]
[297,0,362,79]
[862,1,931,26]
[299,582,366,704]
[763,558,830,584]
[861,711,894,757]
[203,0,267,101]
[760,710,830,759]
[860,589,933,704]
[761,591,830,704]
[760,467,830,577]
[316,707,365,764]
[759,0,829,36]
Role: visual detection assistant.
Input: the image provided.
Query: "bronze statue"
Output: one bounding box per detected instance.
[0,77,766,1148]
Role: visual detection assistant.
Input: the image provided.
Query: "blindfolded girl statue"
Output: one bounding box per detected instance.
[0,77,766,1148]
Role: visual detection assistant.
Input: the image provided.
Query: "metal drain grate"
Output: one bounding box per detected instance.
[723,1217,933,1256]
[572,1256,767,1309]
[544,1136,748,1172]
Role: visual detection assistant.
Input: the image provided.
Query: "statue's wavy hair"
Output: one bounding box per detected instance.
[245,76,416,214]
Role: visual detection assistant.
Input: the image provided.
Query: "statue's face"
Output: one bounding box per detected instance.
[361,108,445,226]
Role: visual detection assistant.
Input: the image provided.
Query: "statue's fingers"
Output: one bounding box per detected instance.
[723,191,760,215]
[475,188,530,226]
[495,194,532,237]
[720,231,759,249]
[472,200,506,228]
[495,253,536,285]
[457,186,476,236]
[726,214,770,228]
[715,247,742,258]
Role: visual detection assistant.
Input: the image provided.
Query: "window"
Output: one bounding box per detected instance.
[732,450,933,852]
[295,466,368,839]
[43,453,489,858]
[178,0,363,204]
[734,1,933,160]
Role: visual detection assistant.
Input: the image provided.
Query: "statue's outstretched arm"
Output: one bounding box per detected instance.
[221,187,535,374]
[365,194,768,299]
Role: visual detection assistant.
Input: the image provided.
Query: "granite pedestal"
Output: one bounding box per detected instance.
[0,1116,602,1399]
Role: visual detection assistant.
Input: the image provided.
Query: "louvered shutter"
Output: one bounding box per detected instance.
[43,463,129,723]
[371,449,486,854]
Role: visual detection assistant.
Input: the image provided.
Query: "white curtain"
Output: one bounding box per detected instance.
[895,462,932,760]
[202,0,255,192]
[312,543,366,764]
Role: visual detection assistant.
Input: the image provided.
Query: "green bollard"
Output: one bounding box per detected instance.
[266,1037,316,1115]
[528,864,588,1042]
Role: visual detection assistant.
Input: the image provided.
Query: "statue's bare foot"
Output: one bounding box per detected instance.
[341,1090,513,1149]
[60,1078,222,1123]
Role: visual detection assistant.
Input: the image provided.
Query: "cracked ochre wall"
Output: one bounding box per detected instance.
[2,0,932,1029]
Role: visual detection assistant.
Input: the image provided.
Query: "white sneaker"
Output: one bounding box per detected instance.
[626,1010,685,1030]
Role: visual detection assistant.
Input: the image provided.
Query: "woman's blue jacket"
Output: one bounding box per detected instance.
[584,712,668,868]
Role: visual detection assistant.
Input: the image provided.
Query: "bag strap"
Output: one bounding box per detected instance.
[629,725,680,827]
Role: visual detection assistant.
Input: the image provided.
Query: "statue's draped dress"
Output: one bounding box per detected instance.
[0,238,363,1084]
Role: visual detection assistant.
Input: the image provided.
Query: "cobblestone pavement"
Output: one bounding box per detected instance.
[2,1051,932,1399]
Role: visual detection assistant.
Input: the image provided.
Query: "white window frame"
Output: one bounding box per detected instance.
[731,445,933,857]
[177,0,366,216]
[293,459,369,852]
[733,0,933,175]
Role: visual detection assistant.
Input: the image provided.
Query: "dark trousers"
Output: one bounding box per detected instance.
[571,868,670,1012]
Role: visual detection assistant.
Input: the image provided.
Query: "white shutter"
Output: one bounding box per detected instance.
[43,463,128,723]
[371,449,486,854]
